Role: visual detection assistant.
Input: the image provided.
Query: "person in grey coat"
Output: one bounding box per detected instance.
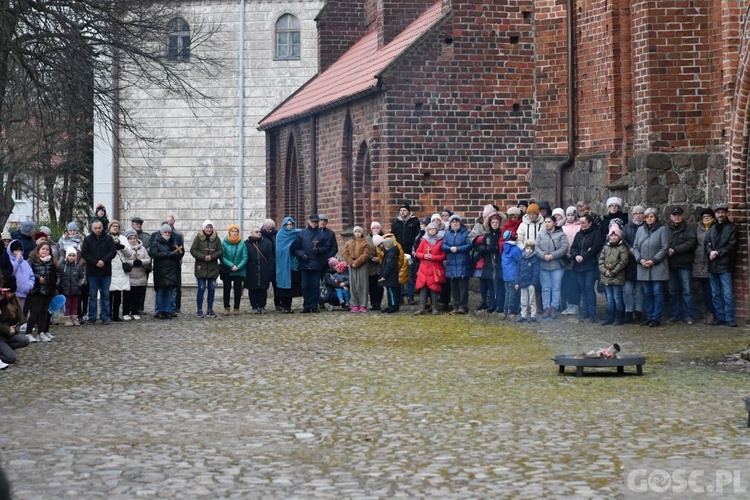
[535,217,569,320]
[633,208,670,327]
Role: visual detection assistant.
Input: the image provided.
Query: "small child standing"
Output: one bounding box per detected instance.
[332,261,351,309]
[377,237,400,313]
[57,246,85,326]
[598,225,629,325]
[501,230,522,320]
[515,240,541,323]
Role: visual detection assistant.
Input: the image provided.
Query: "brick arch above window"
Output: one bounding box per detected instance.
[275,14,301,60]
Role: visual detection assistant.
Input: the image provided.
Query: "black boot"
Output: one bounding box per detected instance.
[601,311,614,326]
[622,311,633,324]
[612,311,623,326]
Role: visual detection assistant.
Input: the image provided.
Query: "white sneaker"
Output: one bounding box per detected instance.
[123,315,132,321]
[0,359,8,370]
[26,334,39,343]
[44,331,55,340]
[38,333,51,343]
[19,323,27,333]
[132,315,141,320]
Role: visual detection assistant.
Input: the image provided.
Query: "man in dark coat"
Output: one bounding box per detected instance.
[390,203,421,304]
[666,206,697,324]
[81,219,117,324]
[292,214,331,313]
[10,220,36,259]
[705,203,739,327]
[318,214,338,260]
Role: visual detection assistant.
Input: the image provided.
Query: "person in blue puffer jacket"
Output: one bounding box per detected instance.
[441,214,473,314]
[501,230,522,320]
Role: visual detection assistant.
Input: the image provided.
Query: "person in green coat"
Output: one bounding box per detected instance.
[189,220,223,318]
[221,224,248,315]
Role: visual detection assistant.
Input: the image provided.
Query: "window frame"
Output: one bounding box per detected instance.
[167,17,191,62]
[275,14,301,61]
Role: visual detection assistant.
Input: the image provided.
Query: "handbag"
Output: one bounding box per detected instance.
[122,262,133,273]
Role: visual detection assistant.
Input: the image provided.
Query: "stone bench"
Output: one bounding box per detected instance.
[554,354,646,377]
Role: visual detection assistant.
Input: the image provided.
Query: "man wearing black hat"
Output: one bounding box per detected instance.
[390,203,420,304]
[705,203,739,327]
[666,206,697,324]
[292,214,331,313]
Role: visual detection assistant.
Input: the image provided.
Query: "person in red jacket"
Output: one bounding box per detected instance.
[414,223,446,315]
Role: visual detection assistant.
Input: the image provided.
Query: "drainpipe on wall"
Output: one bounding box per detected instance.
[311,115,318,212]
[556,0,576,207]
[237,0,246,228]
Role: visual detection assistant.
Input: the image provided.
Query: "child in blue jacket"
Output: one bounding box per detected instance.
[515,240,541,323]
[501,230,522,320]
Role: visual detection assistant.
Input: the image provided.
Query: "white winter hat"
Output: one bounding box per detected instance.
[552,208,565,219]
[372,235,385,247]
[202,219,213,231]
[606,197,623,208]
[65,246,78,257]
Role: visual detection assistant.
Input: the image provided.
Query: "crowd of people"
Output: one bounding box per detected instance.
[0,197,740,369]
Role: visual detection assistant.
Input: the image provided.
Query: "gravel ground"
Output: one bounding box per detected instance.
[2,291,749,499]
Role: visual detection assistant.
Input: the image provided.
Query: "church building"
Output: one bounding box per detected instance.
[259,0,750,318]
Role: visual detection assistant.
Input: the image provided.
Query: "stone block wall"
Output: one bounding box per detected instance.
[113,0,323,285]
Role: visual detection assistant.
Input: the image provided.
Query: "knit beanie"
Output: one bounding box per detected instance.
[328,257,339,269]
[372,235,385,247]
[1,230,10,241]
[526,203,540,214]
[39,226,52,236]
[431,213,442,222]
[34,231,47,241]
[448,214,462,224]
[123,228,137,239]
[353,226,365,235]
[524,239,535,250]
[503,230,514,241]
[552,208,565,219]
[609,224,622,237]
[2,275,17,293]
[632,205,645,214]
[202,219,213,231]
[66,246,78,257]
[67,221,79,231]
[566,206,578,216]
[161,223,172,234]
[19,220,35,236]
[507,206,521,216]
[427,223,439,230]
[482,204,496,219]
[606,196,623,208]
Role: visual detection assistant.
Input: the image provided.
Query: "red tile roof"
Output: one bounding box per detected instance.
[259,1,446,130]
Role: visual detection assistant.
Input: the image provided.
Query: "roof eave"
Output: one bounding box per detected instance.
[258,83,382,131]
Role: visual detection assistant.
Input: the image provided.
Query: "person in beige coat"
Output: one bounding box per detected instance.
[123,229,151,320]
[343,226,372,312]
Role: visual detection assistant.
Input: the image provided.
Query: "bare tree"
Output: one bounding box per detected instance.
[0,0,219,228]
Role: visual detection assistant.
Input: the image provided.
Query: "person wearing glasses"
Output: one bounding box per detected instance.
[633,208,669,327]
[149,223,182,320]
[692,207,716,324]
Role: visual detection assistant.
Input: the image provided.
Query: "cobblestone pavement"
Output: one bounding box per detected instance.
[2,294,750,499]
